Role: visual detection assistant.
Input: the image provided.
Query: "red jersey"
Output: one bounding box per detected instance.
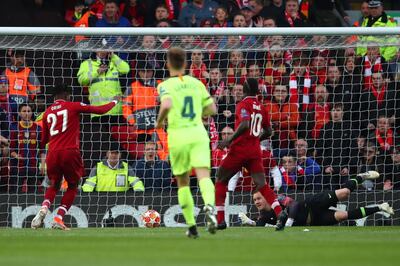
[41,100,116,152]
[231,96,270,155]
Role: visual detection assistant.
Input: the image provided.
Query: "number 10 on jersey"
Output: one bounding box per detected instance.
[250,113,262,137]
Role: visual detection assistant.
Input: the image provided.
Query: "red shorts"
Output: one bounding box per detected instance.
[219,147,264,174]
[46,149,84,185]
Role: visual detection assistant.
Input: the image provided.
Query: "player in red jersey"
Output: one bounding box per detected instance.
[215,78,283,230]
[31,84,118,230]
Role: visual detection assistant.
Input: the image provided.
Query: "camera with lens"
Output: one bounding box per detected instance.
[100,57,110,67]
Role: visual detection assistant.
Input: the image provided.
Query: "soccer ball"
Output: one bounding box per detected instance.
[141,210,161,228]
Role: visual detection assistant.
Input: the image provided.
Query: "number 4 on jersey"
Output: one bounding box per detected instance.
[181,96,196,120]
[47,109,68,136]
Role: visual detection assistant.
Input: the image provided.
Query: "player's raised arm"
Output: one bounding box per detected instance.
[76,97,118,115]
[218,119,250,149]
[218,80,257,149]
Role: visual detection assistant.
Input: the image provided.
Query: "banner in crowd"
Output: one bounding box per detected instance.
[0,191,398,228]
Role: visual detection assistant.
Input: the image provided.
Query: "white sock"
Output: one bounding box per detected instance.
[285,218,294,227]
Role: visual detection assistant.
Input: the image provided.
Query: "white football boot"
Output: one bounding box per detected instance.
[31,207,48,229]
[203,205,217,234]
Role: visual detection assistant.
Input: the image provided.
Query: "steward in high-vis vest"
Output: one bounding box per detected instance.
[3,50,41,107]
[77,50,130,118]
[82,149,144,192]
[356,0,398,61]
[123,61,168,160]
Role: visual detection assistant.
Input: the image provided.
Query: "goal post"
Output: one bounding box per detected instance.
[0,27,399,228]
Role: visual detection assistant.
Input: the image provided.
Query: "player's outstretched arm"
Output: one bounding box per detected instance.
[155,98,172,129]
[79,99,118,115]
[218,120,250,149]
[238,213,256,226]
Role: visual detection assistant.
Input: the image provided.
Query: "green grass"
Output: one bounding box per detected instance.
[0,227,399,266]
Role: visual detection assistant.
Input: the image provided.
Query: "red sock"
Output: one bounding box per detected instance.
[258,184,282,217]
[56,187,77,219]
[215,181,228,224]
[42,186,58,209]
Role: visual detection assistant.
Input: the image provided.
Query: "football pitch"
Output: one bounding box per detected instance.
[1,227,399,266]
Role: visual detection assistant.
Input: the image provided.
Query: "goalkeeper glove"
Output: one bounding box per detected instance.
[238,212,256,226]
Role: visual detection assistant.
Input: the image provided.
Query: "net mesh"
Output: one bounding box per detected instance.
[0,33,399,227]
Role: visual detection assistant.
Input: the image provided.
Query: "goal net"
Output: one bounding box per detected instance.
[0,27,399,228]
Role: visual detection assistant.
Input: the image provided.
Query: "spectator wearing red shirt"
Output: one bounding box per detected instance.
[90,0,106,19]
[227,50,247,86]
[155,19,173,48]
[264,84,299,157]
[289,51,311,115]
[207,65,226,100]
[120,0,145,27]
[369,114,399,159]
[154,3,181,27]
[264,43,290,86]
[9,104,45,193]
[302,84,331,141]
[310,50,328,85]
[162,0,187,21]
[276,0,310,27]
[189,50,209,85]
[360,44,391,90]
[246,61,270,100]
[212,126,233,168]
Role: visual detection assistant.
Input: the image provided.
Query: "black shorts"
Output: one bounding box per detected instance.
[256,210,277,226]
[305,191,339,226]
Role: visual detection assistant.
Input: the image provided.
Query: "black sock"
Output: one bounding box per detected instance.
[347,206,380,219]
[343,175,363,192]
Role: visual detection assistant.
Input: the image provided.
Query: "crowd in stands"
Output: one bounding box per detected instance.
[0,0,399,194]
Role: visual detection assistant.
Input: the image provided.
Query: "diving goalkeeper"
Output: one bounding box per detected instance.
[239,171,394,229]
